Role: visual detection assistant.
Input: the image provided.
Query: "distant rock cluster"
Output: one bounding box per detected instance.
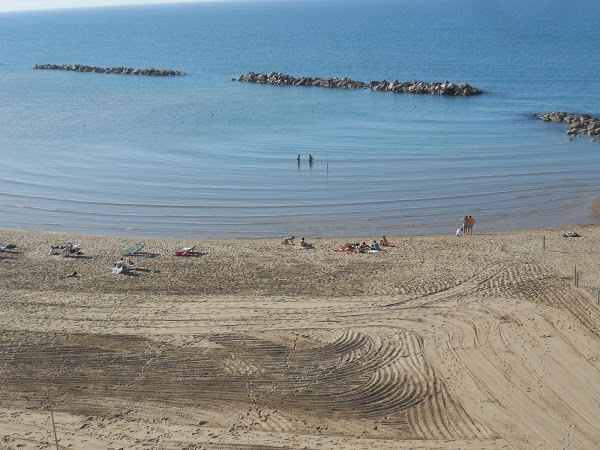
[34,64,185,76]
[237,72,483,96]
[538,112,600,137]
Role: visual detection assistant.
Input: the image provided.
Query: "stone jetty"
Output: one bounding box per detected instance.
[34,64,185,76]
[237,72,483,96]
[538,112,600,137]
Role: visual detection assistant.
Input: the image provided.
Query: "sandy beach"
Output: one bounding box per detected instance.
[2,225,600,449]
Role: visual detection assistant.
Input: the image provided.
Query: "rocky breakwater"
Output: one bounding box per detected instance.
[538,112,600,137]
[34,64,185,76]
[237,72,483,96]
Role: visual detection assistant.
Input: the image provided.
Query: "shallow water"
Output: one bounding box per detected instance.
[0,0,599,237]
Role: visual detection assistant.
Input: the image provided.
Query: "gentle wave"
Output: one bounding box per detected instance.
[0,182,595,209]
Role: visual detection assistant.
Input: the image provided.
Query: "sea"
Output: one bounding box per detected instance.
[1,0,599,238]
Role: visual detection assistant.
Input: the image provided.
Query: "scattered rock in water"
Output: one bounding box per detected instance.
[34,64,185,76]
[538,112,600,138]
[237,72,483,96]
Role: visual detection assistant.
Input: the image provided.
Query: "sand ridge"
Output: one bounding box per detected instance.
[1,226,600,449]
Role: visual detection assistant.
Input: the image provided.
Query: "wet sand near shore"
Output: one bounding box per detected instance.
[1,225,600,449]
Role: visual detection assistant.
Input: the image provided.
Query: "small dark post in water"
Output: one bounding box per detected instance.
[46,381,59,450]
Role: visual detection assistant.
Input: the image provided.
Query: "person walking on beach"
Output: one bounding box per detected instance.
[466,215,476,235]
[461,216,469,235]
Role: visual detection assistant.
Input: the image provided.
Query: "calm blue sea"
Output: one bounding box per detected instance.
[1,0,599,238]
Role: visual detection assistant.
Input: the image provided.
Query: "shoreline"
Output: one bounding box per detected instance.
[2,221,598,245]
[3,194,599,241]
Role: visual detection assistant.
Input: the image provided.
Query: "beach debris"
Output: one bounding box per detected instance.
[34,64,185,76]
[237,72,483,96]
[538,112,600,138]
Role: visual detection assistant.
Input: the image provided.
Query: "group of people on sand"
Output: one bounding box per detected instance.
[281,236,314,248]
[341,242,377,253]
[49,243,83,256]
[457,215,476,236]
[339,236,392,253]
[283,235,395,253]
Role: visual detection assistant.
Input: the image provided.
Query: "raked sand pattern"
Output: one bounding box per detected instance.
[2,225,600,449]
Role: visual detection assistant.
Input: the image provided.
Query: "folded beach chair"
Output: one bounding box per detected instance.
[120,241,145,255]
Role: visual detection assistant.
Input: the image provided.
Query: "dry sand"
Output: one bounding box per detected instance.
[1,225,600,449]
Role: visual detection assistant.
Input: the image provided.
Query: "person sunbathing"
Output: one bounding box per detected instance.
[372,240,382,251]
[281,236,295,245]
[175,245,197,256]
[357,242,370,253]
[342,242,356,250]
[380,236,390,246]
[115,258,135,268]
[563,231,582,237]
[62,271,79,278]
[300,237,313,249]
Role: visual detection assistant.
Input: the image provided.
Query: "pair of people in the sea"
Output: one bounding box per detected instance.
[296,154,314,163]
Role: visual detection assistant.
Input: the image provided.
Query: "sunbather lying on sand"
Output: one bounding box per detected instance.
[281,236,295,245]
[112,258,136,274]
[175,245,197,256]
[563,231,582,237]
[62,271,79,278]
